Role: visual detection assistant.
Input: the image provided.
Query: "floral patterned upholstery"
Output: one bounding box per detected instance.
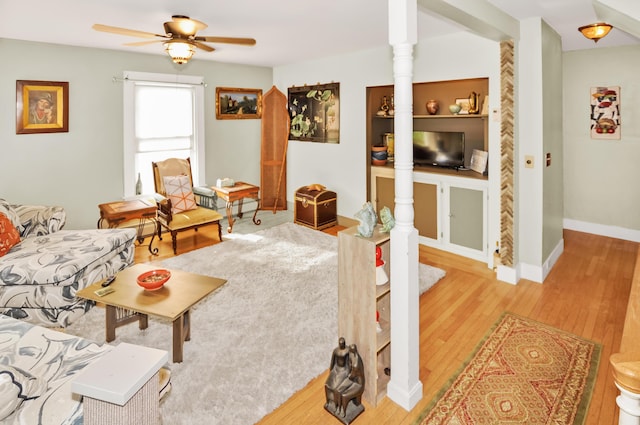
[0,200,136,327]
[0,315,112,424]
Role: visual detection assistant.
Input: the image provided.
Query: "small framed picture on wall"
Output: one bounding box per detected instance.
[590,86,620,140]
[16,80,69,134]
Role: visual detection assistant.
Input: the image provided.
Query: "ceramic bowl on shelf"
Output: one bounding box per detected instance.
[137,269,171,291]
[371,146,388,166]
[449,104,462,114]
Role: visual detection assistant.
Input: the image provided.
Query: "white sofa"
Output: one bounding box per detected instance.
[0,315,171,424]
[0,315,112,424]
[0,199,136,327]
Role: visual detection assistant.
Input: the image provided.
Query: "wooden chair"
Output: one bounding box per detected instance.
[152,158,223,254]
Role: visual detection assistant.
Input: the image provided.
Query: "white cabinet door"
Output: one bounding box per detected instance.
[444,184,487,259]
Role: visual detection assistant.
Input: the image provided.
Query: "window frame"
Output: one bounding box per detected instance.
[122,71,205,197]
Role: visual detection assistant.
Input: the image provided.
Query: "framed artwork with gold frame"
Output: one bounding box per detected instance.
[16,80,69,134]
[215,87,262,119]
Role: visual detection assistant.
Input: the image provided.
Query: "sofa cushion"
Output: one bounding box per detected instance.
[0,228,136,287]
[163,175,197,214]
[0,315,112,424]
[0,213,20,257]
[0,365,47,420]
[0,200,20,229]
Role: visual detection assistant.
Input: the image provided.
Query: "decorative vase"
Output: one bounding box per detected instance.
[449,104,462,115]
[426,99,439,115]
[371,145,388,166]
[135,173,142,195]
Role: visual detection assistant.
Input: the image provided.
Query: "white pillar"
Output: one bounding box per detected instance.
[616,383,640,425]
[386,0,423,411]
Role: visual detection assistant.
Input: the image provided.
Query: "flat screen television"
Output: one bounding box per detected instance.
[413,131,465,168]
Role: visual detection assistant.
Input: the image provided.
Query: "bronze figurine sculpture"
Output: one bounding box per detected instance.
[324,337,365,424]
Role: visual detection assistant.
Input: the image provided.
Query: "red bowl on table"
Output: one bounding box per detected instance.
[136,269,171,291]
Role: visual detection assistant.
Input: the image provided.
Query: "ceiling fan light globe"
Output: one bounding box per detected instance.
[164,40,195,64]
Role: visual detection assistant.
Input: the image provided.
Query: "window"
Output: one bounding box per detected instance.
[122,71,205,197]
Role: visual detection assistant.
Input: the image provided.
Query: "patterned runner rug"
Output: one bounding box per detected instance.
[415,313,601,425]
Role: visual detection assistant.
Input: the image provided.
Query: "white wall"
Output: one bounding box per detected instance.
[0,38,272,229]
[563,44,640,240]
[274,32,501,248]
[516,18,565,282]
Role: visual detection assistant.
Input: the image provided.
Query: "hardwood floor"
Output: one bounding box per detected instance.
[134,225,637,425]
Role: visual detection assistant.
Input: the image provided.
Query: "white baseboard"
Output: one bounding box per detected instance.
[564,219,640,243]
[497,237,564,285]
[497,265,519,285]
[519,237,565,283]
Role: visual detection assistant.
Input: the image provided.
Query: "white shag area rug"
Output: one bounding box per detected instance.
[67,222,446,425]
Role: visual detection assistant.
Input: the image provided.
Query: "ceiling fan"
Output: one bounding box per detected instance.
[93,15,256,64]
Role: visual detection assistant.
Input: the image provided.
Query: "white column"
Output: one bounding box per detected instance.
[616,383,640,425]
[386,0,423,411]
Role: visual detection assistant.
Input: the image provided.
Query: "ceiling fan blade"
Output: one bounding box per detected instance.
[124,40,165,47]
[193,41,215,52]
[92,24,166,39]
[195,36,256,46]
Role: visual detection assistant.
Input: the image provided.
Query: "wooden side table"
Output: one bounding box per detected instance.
[98,199,158,255]
[211,182,262,233]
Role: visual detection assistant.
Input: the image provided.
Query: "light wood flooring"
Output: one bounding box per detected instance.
[134,224,637,425]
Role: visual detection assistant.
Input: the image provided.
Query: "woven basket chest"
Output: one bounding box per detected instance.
[294,186,337,230]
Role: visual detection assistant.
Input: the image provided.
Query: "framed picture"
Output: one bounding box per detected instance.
[16,80,69,134]
[288,82,340,143]
[215,87,262,119]
[590,86,620,140]
[455,98,470,115]
[469,149,488,174]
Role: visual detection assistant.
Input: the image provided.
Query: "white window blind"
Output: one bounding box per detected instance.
[123,71,205,197]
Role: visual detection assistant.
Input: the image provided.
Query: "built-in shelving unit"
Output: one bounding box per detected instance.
[366,78,490,186]
[338,225,391,406]
[366,77,491,264]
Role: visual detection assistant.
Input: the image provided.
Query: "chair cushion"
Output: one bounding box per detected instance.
[163,175,197,214]
[0,213,20,258]
[159,206,222,231]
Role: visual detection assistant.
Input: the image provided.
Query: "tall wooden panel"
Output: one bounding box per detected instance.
[260,86,290,211]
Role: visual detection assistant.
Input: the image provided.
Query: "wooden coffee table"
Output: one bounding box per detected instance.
[211,182,262,233]
[77,264,226,363]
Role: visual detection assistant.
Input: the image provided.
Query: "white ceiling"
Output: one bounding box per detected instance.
[1,0,638,68]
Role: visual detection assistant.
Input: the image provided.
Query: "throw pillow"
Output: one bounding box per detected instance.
[0,366,48,420]
[163,175,197,214]
[0,213,20,257]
